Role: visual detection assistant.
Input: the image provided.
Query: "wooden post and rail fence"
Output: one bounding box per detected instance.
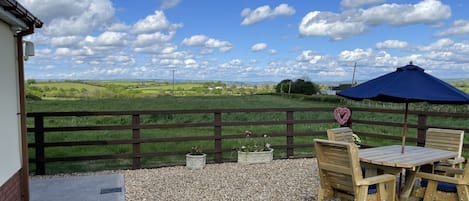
[27,107,469,175]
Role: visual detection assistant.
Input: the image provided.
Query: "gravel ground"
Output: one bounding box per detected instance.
[31,158,421,201]
[30,158,320,201]
[122,158,319,201]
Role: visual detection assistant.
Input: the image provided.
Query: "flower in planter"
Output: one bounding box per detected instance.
[245,130,252,137]
[235,130,272,152]
[189,145,204,155]
[186,145,206,169]
[352,134,361,146]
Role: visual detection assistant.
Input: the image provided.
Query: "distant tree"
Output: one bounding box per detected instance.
[26,79,36,85]
[275,79,319,95]
[275,79,291,93]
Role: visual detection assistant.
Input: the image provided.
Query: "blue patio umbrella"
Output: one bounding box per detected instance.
[337,63,469,153]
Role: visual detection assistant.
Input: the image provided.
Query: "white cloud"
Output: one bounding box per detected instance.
[220,59,243,68]
[35,48,53,56]
[340,0,384,9]
[160,0,181,10]
[161,45,178,54]
[103,54,136,66]
[251,43,267,52]
[182,35,233,53]
[50,36,83,47]
[205,39,233,53]
[133,10,182,34]
[417,38,454,51]
[436,20,469,37]
[269,49,277,54]
[374,51,399,66]
[338,48,373,62]
[376,40,408,49]
[150,50,194,68]
[360,0,451,26]
[299,0,451,40]
[20,0,115,36]
[55,48,71,56]
[299,11,367,40]
[92,31,128,46]
[106,23,131,32]
[319,67,346,76]
[134,44,175,54]
[181,35,209,46]
[134,31,175,47]
[241,4,295,25]
[83,67,130,77]
[39,65,55,70]
[184,59,199,68]
[296,50,322,64]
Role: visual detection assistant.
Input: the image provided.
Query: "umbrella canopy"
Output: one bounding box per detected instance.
[337,64,469,104]
[337,63,469,153]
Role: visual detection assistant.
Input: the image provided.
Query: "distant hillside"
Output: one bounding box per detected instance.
[25,80,275,100]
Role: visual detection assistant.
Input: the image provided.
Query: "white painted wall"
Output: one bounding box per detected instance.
[0,20,22,185]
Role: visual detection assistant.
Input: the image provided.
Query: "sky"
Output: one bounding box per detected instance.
[18,0,469,83]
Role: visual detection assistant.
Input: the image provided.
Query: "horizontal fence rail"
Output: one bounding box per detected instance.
[27,107,469,175]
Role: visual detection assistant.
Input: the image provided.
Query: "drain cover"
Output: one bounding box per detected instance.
[100,187,122,194]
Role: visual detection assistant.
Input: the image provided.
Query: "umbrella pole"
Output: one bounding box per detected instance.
[401,102,409,154]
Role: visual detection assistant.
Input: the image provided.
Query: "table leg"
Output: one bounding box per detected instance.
[399,167,420,201]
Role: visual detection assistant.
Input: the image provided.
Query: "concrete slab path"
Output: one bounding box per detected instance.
[30,174,125,201]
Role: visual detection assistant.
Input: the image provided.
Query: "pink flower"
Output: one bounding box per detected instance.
[245,130,252,137]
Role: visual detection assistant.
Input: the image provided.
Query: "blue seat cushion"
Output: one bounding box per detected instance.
[420,179,457,193]
[361,167,378,194]
[368,184,377,194]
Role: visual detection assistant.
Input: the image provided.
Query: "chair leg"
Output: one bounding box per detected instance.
[318,185,334,201]
[383,180,396,201]
[317,186,325,201]
[356,186,368,201]
[423,181,438,201]
[457,185,469,201]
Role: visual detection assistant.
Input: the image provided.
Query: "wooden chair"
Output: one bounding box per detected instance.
[327,127,355,143]
[314,139,396,201]
[413,165,469,201]
[425,128,465,169]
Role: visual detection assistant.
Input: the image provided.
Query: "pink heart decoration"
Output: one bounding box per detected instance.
[334,107,351,125]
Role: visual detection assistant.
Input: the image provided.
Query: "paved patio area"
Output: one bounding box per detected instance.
[29,174,125,201]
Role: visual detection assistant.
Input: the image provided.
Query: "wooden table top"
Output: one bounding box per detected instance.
[359,145,457,169]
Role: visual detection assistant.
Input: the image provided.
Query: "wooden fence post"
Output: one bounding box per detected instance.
[34,116,45,175]
[132,114,141,169]
[416,114,427,147]
[286,111,294,158]
[214,112,222,163]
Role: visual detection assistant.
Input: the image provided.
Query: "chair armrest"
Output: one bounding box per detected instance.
[447,157,465,165]
[416,172,463,184]
[358,174,396,186]
[434,166,465,175]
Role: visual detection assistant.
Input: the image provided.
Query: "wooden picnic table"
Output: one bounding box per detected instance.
[359,145,457,201]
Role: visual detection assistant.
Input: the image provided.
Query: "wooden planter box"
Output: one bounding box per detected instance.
[237,149,273,164]
[186,153,206,169]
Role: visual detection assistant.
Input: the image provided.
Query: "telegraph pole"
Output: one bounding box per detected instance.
[351,62,357,86]
[172,68,175,95]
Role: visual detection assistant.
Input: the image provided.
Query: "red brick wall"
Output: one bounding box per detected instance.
[0,170,22,201]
